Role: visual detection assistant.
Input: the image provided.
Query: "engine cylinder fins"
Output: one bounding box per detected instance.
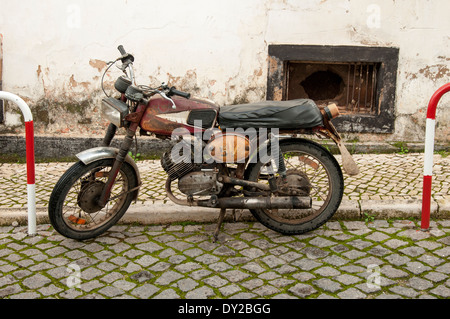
[161,151,197,181]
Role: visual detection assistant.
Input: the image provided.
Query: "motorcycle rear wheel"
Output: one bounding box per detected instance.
[48,159,138,240]
[245,139,344,235]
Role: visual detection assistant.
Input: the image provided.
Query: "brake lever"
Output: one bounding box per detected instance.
[159,91,176,109]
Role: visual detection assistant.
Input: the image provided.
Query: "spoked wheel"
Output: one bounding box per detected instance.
[245,139,344,235]
[48,159,138,240]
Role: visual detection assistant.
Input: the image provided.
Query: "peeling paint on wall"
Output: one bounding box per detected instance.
[69,75,90,90]
[166,69,200,95]
[418,64,450,81]
[0,0,449,144]
[89,59,107,72]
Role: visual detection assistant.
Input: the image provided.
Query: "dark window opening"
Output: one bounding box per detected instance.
[267,45,399,133]
[300,70,344,101]
[287,62,381,115]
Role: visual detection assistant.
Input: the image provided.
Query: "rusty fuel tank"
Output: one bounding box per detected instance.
[140,95,219,136]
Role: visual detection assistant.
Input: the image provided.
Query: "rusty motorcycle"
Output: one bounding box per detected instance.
[48,46,359,241]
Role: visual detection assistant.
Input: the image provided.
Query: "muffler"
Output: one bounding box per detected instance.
[199,196,312,210]
[165,176,312,209]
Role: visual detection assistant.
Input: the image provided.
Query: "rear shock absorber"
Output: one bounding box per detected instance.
[268,134,288,191]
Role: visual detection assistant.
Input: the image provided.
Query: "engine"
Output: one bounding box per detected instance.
[161,143,223,196]
[161,150,197,182]
[177,171,223,196]
[161,132,250,196]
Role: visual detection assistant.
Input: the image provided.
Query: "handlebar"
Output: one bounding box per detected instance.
[113,46,191,105]
[118,45,127,56]
[168,87,191,99]
[117,45,134,68]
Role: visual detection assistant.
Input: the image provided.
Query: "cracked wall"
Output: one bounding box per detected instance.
[0,0,449,144]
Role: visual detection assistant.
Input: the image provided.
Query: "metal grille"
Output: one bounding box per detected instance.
[286,62,380,116]
[345,63,379,115]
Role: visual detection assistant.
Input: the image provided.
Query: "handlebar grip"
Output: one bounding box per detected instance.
[117,45,134,66]
[118,45,127,55]
[170,87,191,99]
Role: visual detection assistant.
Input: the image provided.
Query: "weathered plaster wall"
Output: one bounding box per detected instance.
[0,0,449,143]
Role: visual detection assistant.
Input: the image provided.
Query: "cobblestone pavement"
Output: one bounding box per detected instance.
[0,153,449,300]
[0,153,449,209]
[0,219,449,300]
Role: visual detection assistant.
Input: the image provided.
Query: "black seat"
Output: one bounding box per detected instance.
[218,99,323,129]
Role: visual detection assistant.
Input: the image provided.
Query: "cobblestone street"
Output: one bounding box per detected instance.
[0,153,449,210]
[0,152,449,301]
[1,219,449,300]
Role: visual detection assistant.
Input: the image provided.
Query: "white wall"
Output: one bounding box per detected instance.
[0,0,449,142]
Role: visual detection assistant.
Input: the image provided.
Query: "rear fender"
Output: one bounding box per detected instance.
[76,147,141,200]
[317,117,360,176]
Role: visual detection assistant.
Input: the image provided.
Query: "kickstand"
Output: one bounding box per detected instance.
[213,208,226,243]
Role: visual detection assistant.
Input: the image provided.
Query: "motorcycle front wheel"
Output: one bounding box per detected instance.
[48,159,138,240]
[245,139,344,235]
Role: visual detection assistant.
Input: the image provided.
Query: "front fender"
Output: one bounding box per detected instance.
[76,147,141,200]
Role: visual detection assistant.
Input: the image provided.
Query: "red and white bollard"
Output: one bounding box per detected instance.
[421,83,450,231]
[0,91,36,236]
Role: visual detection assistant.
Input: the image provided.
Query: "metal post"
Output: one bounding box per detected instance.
[421,83,450,231]
[0,34,3,124]
[0,91,36,236]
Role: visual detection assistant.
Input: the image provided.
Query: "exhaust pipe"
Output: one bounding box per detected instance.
[198,196,312,210]
[165,176,312,209]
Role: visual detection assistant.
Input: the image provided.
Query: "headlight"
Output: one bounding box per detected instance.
[101,97,129,127]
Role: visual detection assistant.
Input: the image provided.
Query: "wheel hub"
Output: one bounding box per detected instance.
[280,170,311,195]
[77,181,105,214]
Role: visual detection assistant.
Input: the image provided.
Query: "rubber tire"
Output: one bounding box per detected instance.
[245,139,344,235]
[48,159,138,240]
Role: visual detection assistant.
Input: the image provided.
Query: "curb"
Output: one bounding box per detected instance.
[1,198,447,227]
[1,135,448,161]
